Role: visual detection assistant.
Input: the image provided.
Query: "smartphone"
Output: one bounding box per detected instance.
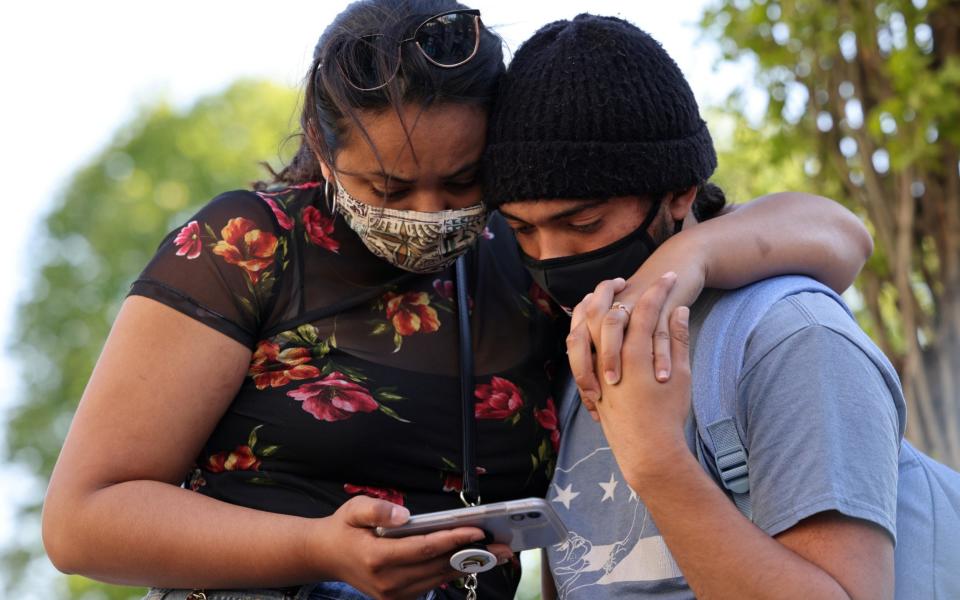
[375,497,566,552]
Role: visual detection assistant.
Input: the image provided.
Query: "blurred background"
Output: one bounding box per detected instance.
[1,0,957,598]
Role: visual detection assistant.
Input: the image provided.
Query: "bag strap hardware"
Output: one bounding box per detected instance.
[455,256,485,600]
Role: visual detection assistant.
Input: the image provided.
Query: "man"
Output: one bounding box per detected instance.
[483,15,900,599]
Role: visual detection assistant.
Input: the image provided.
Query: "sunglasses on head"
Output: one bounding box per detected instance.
[337,9,483,92]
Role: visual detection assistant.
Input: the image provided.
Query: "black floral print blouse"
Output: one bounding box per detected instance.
[128,184,566,598]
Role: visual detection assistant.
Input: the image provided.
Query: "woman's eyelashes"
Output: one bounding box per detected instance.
[370,178,478,202]
[445,178,478,193]
[370,186,410,201]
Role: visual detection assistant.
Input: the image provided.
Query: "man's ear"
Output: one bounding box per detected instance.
[667,185,698,223]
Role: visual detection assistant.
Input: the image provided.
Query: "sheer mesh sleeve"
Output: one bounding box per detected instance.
[129,190,287,348]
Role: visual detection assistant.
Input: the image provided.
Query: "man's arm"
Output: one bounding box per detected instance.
[624,446,893,599]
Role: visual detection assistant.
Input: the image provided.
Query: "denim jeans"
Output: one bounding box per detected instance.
[142,582,438,600]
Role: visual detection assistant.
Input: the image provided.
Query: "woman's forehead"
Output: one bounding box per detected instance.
[333,103,486,179]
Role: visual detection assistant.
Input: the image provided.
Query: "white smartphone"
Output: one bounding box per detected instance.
[375,497,567,552]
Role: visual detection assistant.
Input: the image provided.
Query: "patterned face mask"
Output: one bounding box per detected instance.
[333,179,488,273]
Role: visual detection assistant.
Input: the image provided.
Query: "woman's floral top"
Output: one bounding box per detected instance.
[129,184,565,599]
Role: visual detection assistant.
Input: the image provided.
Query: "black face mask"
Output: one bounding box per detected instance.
[521,198,672,313]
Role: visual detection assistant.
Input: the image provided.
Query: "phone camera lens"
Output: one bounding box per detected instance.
[510,514,525,521]
[526,512,542,519]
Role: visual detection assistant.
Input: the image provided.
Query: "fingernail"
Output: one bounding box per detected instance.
[663,271,677,280]
[604,370,618,384]
[390,505,410,523]
[679,306,690,325]
[498,556,511,565]
[614,277,626,285]
[470,530,485,542]
[657,370,669,381]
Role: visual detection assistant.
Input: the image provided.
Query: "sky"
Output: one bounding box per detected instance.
[0,0,759,593]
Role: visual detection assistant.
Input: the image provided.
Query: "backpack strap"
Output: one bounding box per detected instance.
[691,275,851,519]
[557,370,581,435]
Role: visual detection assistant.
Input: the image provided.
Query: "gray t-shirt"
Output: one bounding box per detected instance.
[546,290,902,599]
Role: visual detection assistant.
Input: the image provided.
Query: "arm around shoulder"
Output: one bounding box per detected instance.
[699,191,873,293]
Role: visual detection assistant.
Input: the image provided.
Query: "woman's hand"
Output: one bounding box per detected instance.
[593,273,692,487]
[312,496,512,600]
[567,233,706,420]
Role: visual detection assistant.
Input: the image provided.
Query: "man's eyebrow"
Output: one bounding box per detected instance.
[547,199,608,221]
[499,199,607,226]
[497,207,531,225]
[337,161,480,185]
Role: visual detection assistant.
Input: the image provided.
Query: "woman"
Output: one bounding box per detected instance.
[41,2,871,599]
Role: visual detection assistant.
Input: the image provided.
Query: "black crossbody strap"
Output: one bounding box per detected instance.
[455,255,480,506]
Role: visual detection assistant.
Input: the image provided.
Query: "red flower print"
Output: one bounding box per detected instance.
[173,220,203,260]
[432,279,474,311]
[344,483,405,506]
[433,279,455,301]
[248,341,320,390]
[529,283,555,317]
[286,371,379,422]
[258,195,294,230]
[384,291,441,336]
[442,466,487,493]
[212,217,278,284]
[474,377,524,420]
[206,445,261,473]
[289,181,323,190]
[188,467,207,491]
[534,397,561,452]
[303,205,340,253]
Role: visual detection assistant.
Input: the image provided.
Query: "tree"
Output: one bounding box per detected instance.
[702,0,960,466]
[4,80,299,598]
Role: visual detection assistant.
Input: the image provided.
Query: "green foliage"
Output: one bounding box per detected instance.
[701,0,960,464]
[5,80,298,597]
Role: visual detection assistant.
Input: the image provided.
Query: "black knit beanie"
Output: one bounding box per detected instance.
[483,14,717,208]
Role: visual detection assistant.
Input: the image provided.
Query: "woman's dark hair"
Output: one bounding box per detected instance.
[693,182,727,221]
[262,0,504,187]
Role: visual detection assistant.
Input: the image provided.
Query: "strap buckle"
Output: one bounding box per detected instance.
[715,446,750,495]
[459,489,481,508]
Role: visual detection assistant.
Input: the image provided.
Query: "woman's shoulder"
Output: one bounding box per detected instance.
[193,183,325,234]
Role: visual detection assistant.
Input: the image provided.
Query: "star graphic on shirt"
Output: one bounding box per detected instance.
[629,486,638,502]
[551,483,580,509]
[598,473,619,502]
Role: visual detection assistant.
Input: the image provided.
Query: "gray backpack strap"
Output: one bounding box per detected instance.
[557,369,581,435]
[692,275,849,519]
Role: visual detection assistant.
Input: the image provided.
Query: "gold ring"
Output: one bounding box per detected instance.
[610,302,632,317]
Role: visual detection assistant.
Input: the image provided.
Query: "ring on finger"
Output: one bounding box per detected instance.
[610,302,632,317]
